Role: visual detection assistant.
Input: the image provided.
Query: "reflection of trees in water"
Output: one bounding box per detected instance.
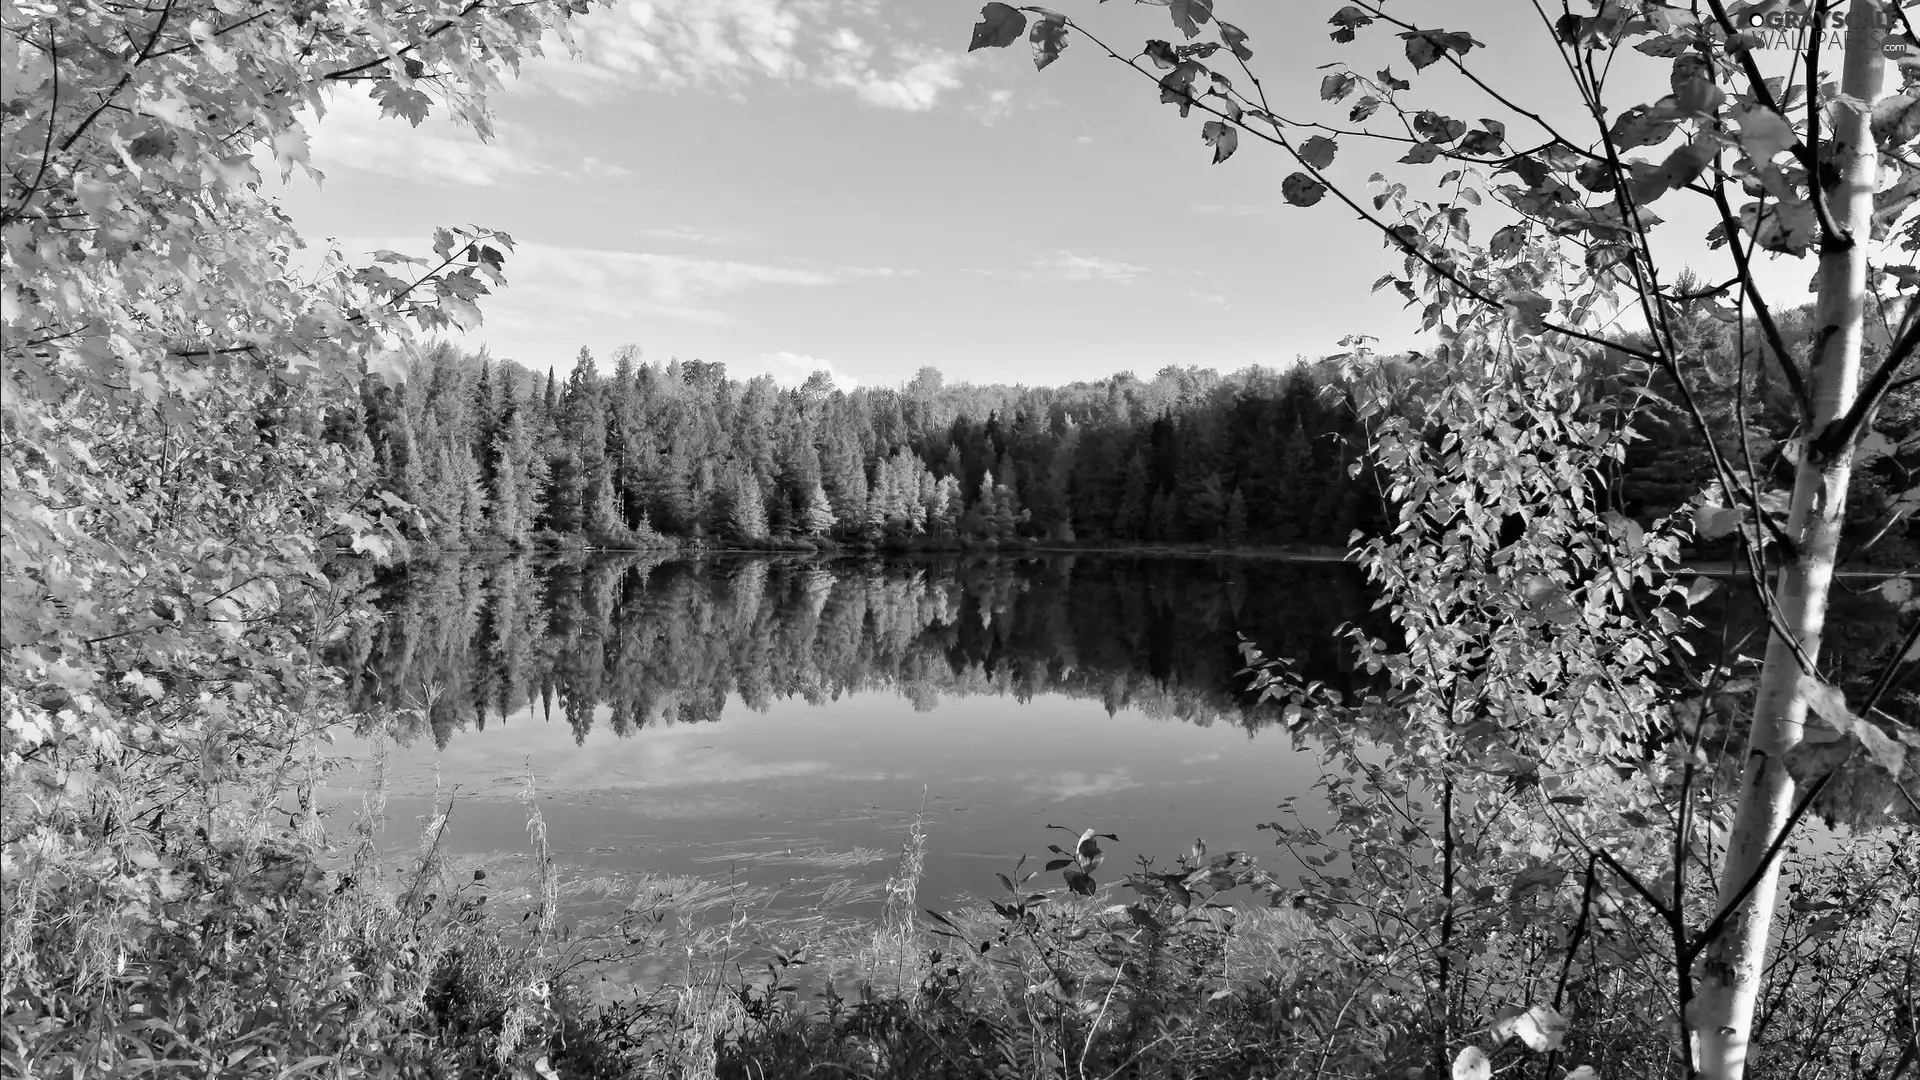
[337,554,1376,748]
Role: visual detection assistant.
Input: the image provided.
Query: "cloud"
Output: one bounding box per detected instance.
[966,87,1016,124]
[1028,251,1149,285]
[329,236,871,331]
[494,244,856,325]
[527,0,975,113]
[307,91,629,188]
[1021,769,1142,800]
[759,350,858,389]
[638,224,758,246]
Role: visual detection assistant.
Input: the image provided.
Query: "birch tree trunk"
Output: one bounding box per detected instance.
[1693,12,1887,1079]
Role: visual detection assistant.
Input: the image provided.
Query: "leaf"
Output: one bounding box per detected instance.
[1880,577,1913,606]
[1854,721,1907,777]
[373,83,433,126]
[1063,869,1097,896]
[1328,5,1373,43]
[1282,173,1329,206]
[1658,137,1715,191]
[1674,76,1725,117]
[1414,111,1467,144]
[1504,290,1551,336]
[1802,676,1853,731]
[969,3,1026,51]
[1489,225,1526,259]
[1400,143,1441,165]
[1029,13,1069,69]
[1452,1046,1492,1080]
[1457,127,1504,155]
[1734,107,1797,164]
[1168,0,1214,39]
[1785,737,1855,785]
[1636,34,1692,57]
[1349,95,1382,122]
[1320,72,1357,101]
[1217,20,1252,60]
[1608,104,1677,149]
[1158,61,1204,116]
[1693,503,1742,540]
[1202,121,1239,164]
[1492,1004,1567,1052]
[1404,32,1442,70]
[1298,136,1338,170]
[1685,576,1721,606]
[1143,39,1179,69]
[1399,29,1478,71]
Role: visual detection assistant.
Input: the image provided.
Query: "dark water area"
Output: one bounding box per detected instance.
[322,550,1909,970]
[324,553,1378,944]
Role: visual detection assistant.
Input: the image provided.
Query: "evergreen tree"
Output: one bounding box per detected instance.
[799,481,836,537]
[1225,487,1249,546]
[1115,451,1149,539]
[726,469,769,541]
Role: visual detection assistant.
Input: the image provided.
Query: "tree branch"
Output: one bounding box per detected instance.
[1860,617,1920,723]
[321,0,487,81]
[1703,165,1817,422]
[1812,295,1920,464]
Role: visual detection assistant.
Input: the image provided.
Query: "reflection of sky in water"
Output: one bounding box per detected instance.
[327,688,1325,923]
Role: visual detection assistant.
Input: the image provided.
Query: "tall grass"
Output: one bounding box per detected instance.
[855,809,930,999]
[0,701,598,1078]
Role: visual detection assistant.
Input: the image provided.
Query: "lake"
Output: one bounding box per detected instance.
[322,549,1910,986]
[325,552,1380,967]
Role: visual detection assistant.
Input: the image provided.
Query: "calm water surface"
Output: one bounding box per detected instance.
[326,553,1378,942]
[325,550,1909,943]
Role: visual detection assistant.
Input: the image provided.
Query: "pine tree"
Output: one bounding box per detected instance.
[799,481,835,536]
[726,469,769,541]
[1116,451,1149,539]
[1148,489,1171,541]
[472,357,499,471]
[1225,486,1249,546]
[583,462,623,542]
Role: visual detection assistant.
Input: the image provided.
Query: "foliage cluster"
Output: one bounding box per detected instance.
[965,2,1920,1076]
[0,0,606,1071]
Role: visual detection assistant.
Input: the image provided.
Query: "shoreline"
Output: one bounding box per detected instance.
[387,542,1909,578]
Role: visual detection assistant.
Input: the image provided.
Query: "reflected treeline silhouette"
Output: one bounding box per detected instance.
[335,554,1376,747]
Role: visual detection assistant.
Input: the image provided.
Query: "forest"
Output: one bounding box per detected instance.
[348,301,1917,563]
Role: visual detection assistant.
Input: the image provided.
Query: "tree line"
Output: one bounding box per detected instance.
[340,344,1386,552]
[337,307,1915,563]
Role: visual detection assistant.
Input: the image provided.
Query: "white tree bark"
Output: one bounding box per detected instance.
[1693,10,1887,1079]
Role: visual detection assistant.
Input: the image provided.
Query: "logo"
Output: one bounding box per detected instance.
[1738,4,1914,55]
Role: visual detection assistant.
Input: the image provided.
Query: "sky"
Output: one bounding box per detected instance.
[274,0,1888,390]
